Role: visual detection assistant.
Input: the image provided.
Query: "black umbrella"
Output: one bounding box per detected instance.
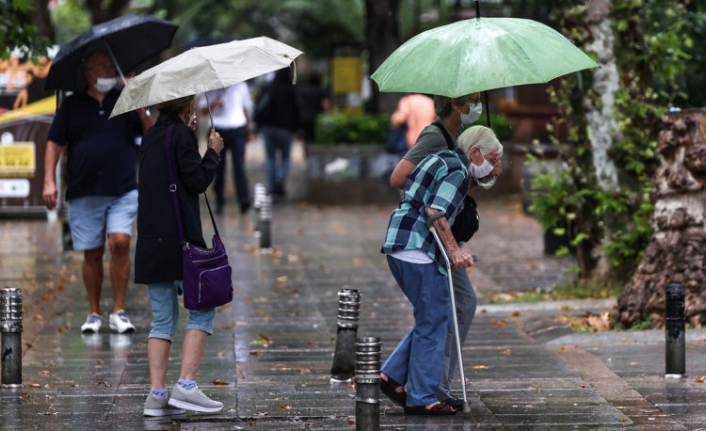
[45,14,178,92]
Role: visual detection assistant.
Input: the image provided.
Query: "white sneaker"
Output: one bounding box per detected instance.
[109,310,135,333]
[168,383,223,413]
[144,393,185,417]
[80,313,103,334]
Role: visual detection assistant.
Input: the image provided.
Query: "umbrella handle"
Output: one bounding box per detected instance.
[102,41,127,85]
[203,92,215,129]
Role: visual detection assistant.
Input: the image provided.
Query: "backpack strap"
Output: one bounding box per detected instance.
[432,120,455,151]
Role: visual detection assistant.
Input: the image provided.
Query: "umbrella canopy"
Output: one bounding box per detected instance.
[45,14,178,92]
[370,17,598,98]
[109,36,303,118]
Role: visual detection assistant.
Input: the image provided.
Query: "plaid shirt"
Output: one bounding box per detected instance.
[381,148,469,275]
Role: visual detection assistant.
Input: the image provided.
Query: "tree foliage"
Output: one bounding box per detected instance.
[529,1,700,283]
[1,0,51,60]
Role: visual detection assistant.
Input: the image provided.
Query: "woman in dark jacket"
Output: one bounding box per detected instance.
[257,67,300,195]
[135,95,225,417]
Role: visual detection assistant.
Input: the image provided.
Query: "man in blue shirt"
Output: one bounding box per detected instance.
[43,49,155,334]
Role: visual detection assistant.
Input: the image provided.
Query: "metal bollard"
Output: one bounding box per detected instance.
[258,194,272,251]
[665,282,685,378]
[355,336,381,431]
[330,288,361,382]
[1,288,23,388]
[252,183,267,237]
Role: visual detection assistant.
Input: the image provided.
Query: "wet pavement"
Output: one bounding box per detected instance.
[2,139,706,430]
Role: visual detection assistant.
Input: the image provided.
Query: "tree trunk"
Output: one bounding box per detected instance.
[618,109,706,327]
[85,0,131,24]
[31,0,55,42]
[364,0,400,114]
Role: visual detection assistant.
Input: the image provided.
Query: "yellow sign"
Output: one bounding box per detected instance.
[0,143,36,178]
[332,56,362,94]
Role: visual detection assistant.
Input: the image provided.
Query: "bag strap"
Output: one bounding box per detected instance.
[432,120,455,151]
[165,125,221,242]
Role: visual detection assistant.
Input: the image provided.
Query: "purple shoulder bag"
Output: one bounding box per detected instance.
[165,125,233,310]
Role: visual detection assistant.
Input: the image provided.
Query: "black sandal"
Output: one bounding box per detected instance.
[379,376,406,407]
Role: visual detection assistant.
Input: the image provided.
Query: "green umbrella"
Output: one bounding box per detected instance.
[370,17,598,98]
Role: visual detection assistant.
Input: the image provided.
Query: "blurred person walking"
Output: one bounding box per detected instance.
[135,95,226,416]
[296,71,330,156]
[42,49,155,334]
[390,93,435,155]
[254,67,300,196]
[198,81,254,215]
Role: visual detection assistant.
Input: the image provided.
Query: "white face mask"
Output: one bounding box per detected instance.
[475,173,497,189]
[94,76,117,93]
[457,101,482,125]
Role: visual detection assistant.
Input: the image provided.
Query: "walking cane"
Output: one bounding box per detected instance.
[429,225,472,414]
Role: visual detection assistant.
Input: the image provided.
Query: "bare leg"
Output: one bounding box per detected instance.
[148,338,171,388]
[180,329,207,380]
[108,233,131,312]
[83,246,105,314]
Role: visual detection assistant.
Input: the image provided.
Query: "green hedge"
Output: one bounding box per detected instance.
[314,113,390,145]
[313,112,512,145]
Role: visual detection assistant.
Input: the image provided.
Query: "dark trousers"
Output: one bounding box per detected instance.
[213,126,250,208]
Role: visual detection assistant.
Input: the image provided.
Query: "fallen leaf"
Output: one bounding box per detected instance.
[695,375,705,383]
[351,257,362,267]
[472,365,489,370]
[276,276,288,285]
[278,402,291,410]
[212,379,229,386]
[502,349,512,356]
[491,319,508,328]
[511,311,521,317]
[346,417,356,425]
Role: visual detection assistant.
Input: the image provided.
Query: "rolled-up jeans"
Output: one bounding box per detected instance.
[147,280,215,342]
[436,265,477,400]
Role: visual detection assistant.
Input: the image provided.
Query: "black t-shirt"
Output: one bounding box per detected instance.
[47,89,142,201]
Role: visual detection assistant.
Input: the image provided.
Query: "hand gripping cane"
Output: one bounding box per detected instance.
[428,221,472,414]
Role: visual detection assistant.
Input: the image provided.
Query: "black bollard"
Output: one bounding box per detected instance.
[665,282,686,378]
[355,336,380,431]
[1,288,23,388]
[252,183,266,237]
[330,288,361,382]
[258,194,272,251]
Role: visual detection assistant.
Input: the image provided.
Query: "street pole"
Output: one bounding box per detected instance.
[1,288,23,388]
[355,336,380,431]
[258,194,272,252]
[330,288,360,382]
[665,282,685,378]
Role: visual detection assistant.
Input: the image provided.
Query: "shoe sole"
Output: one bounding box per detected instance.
[168,398,223,413]
[144,408,185,417]
[110,324,135,334]
[81,327,100,334]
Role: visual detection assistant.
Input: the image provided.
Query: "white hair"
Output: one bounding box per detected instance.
[457,126,503,158]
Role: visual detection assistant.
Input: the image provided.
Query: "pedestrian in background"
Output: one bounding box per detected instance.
[198,82,253,215]
[135,95,225,416]
[390,93,435,155]
[42,49,155,334]
[254,67,300,196]
[296,71,330,156]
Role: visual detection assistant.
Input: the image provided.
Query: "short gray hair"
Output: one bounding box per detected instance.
[457,126,503,159]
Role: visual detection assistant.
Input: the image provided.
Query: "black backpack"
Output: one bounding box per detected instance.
[432,121,480,242]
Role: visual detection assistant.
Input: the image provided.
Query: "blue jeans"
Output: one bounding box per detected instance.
[437,266,477,400]
[213,126,250,207]
[382,255,451,406]
[261,126,294,192]
[147,280,215,342]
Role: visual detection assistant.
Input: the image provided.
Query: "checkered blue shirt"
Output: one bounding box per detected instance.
[381,148,469,275]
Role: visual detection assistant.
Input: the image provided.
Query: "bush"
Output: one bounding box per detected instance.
[314,113,390,145]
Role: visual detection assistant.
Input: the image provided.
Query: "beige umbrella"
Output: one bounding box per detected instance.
[109,36,302,119]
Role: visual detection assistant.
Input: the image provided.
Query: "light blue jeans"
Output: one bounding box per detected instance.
[437,266,477,400]
[382,255,451,407]
[147,280,215,342]
[261,125,294,192]
[67,190,138,250]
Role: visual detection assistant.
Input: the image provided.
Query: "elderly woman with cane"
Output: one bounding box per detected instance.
[380,125,502,416]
